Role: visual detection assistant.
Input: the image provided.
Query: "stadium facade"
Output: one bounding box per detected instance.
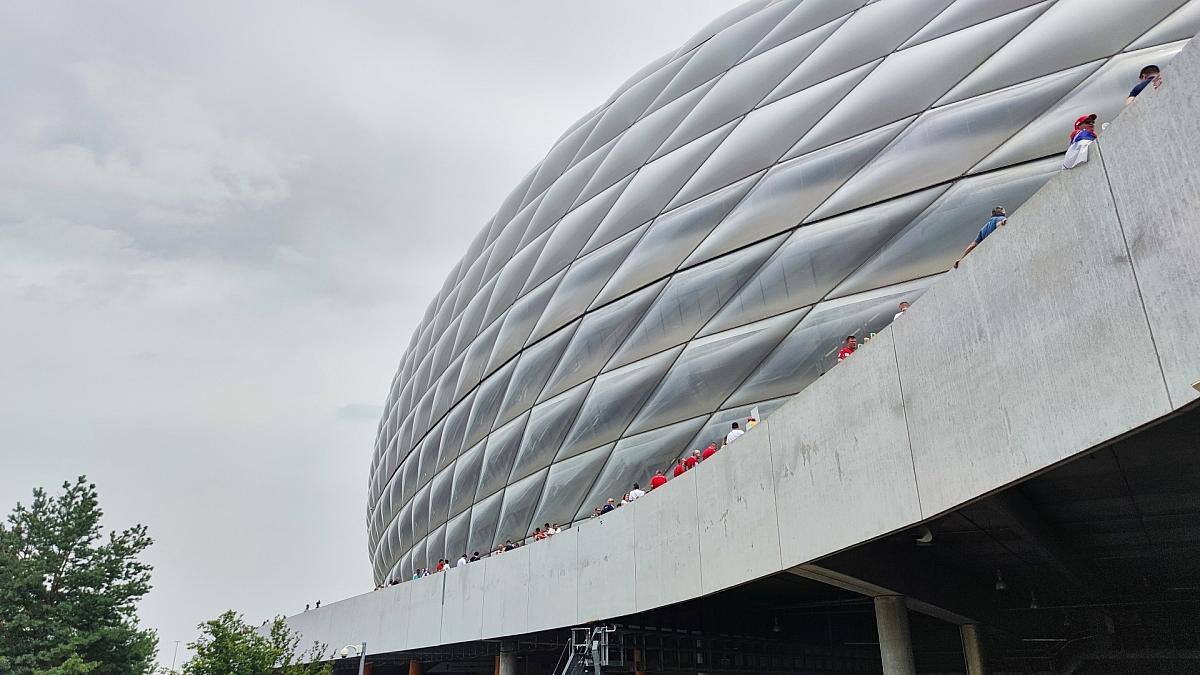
[366,0,1198,585]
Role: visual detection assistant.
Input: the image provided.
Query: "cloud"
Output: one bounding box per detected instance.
[0,0,751,667]
[336,403,383,422]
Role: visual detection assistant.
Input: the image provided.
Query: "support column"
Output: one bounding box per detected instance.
[495,649,516,675]
[960,623,988,675]
[874,595,916,675]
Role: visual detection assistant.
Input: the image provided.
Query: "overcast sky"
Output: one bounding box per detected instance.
[0,0,748,666]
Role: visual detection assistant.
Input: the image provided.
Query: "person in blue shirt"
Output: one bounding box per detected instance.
[1127,64,1162,104]
[954,206,1006,268]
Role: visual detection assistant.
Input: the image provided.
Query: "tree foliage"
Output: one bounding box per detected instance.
[180,612,330,675]
[0,476,157,675]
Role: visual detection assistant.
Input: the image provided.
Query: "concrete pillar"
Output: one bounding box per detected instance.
[407,659,421,675]
[874,595,916,675]
[495,651,516,675]
[960,623,987,675]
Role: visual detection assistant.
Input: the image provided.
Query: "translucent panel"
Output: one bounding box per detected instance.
[939,0,1186,105]
[494,322,578,429]
[491,169,540,245]
[1130,0,1200,49]
[573,417,706,520]
[576,82,714,209]
[703,186,941,335]
[676,1,772,57]
[482,226,553,329]
[793,7,1042,154]
[574,55,692,163]
[451,255,493,333]
[903,0,1048,48]
[975,43,1187,173]
[450,440,485,518]
[484,270,564,375]
[396,500,414,560]
[521,135,618,250]
[456,313,504,401]
[727,280,934,407]
[453,275,501,360]
[645,1,795,114]
[411,481,431,542]
[609,237,781,369]
[657,19,842,158]
[684,118,907,268]
[744,0,862,61]
[463,359,516,451]
[593,173,760,308]
[429,421,454,475]
[626,311,801,435]
[539,281,665,403]
[401,446,421,504]
[832,159,1059,298]
[557,346,683,462]
[510,382,590,484]
[438,390,474,465]
[474,412,529,502]
[444,510,471,560]
[480,195,545,320]
[813,65,1095,219]
[428,465,454,536]
[431,355,464,424]
[610,52,674,104]
[671,63,875,208]
[429,289,461,349]
[467,490,504,555]
[581,122,736,257]
[409,537,428,574]
[493,468,549,548]
[524,175,633,295]
[411,389,435,447]
[521,111,604,214]
[528,226,646,344]
[528,444,614,531]
[396,551,411,582]
[425,524,446,567]
[765,0,953,104]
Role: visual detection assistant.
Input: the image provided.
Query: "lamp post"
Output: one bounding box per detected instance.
[339,642,366,675]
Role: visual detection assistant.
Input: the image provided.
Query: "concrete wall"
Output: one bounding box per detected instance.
[287,36,1200,658]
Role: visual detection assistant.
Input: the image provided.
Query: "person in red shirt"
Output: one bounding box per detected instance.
[684,450,700,470]
[435,559,445,573]
[673,459,687,477]
[837,335,858,362]
[533,527,546,541]
[650,470,667,490]
[701,442,717,461]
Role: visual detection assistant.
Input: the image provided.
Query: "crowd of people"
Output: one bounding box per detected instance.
[372,63,1169,593]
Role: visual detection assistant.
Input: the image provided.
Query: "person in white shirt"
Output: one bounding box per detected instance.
[893,301,909,322]
[725,421,745,445]
[627,483,646,501]
[456,554,468,567]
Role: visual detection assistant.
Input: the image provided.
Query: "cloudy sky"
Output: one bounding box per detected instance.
[0,0,747,666]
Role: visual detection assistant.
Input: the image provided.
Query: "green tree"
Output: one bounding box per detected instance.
[180,612,330,675]
[0,476,157,675]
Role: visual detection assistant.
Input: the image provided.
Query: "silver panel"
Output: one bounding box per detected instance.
[626,311,802,434]
[366,0,1197,583]
[556,346,683,461]
[572,417,706,521]
[608,236,781,370]
[539,281,665,402]
[672,61,875,209]
[593,173,760,308]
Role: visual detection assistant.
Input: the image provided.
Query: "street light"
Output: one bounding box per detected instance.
[339,642,366,675]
